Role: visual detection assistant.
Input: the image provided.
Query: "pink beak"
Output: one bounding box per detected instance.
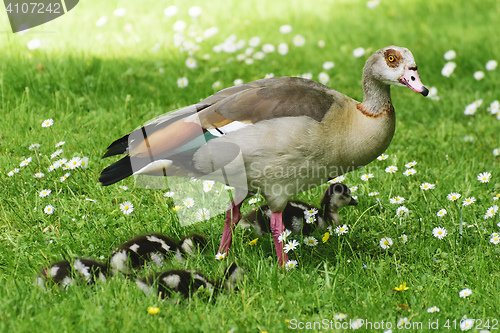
[400,66,429,96]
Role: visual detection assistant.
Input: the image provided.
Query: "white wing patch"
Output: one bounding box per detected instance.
[208,121,249,137]
[146,235,171,252]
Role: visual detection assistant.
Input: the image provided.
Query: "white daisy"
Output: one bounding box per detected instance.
[334,224,349,235]
[118,185,128,191]
[29,143,40,150]
[334,313,348,321]
[427,306,440,313]
[277,43,288,55]
[195,208,210,220]
[486,60,498,71]
[202,180,215,192]
[353,47,365,58]
[477,172,491,183]
[404,161,417,168]
[164,191,174,198]
[185,57,197,69]
[95,16,107,27]
[248,37,260,47]
[278,230,291,243]
[44,205,55,214]
[380,237,393,249]
[390,196,405,204]
[66,157,81,170]
[328,175,345,184]
[305,216,316,224]
[368,192,379,196]
[399,234,408,244]
[284,239,299,253]
[183,197,195,208]
[292,35,305,47]
[285,260,298,270]
[50,149,63,159]
[304,208,318,216]
[459,288,472,298]
[420,183,435,190]
[41,119,54,127]
[262,44,275,53]
[80,157,89,169]
[318,72,329,84]
[377,154,389,161]
[441,62,456,77]
[33,172,45,178]
[55,141,65,147]
[444,50,456,60]
[460,319,474,331]
[490,234,500,245]
[488,100,499,115]
[432,227,447,239]
[462,197,476,206]
[119,201,134,215]
[215,252,226,260]
[20,157,32,167]
[484,206,498,219]
[188,6,202,18]
[396,206,409,217]
[303,236,318,247]
[403,169,417,176]
[322,61,335,70]
[279,25,292,34]
[436,209,447,217]
[447,192,461,201]
[360,173,373,181]
[39,189,51,197]
[473,71,485,80]
[60,173,70,182]
[385,165,398,173]
[177,77,189,88]
[8,168,19,176]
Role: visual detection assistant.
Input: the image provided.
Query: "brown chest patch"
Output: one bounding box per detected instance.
[357,103,394,118]
[384,49,402,68]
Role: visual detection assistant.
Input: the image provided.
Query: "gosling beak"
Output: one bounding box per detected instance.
[349,197,358,206]
[400,66,429,96]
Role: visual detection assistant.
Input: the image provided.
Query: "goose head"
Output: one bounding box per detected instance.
[365,46,429,96]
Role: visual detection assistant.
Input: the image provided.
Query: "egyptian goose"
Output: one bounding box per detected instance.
[109,233,207,275]
[136,263,245,299]
[240,183,357,236]
[99,46,428,266]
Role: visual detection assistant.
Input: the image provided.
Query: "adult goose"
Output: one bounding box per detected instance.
[99,46,428,266]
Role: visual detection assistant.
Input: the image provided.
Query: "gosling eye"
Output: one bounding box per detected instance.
[388,55,395,63]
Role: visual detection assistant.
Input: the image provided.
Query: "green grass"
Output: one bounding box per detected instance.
[1,0,499,332]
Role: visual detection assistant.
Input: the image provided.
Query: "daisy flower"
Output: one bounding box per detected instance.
[41,119,54,127]
[404,161,417,168]
[285,260,298,270]
[360,173,373,181]
[427,306,440,313]
[462,197,476,206]
[403,169,416,176]
[80,157,89,169]
[318,72,329,84]
[20,157,32,167]
[334,224,349,235]
[353,47,365,58]
[490,234,500,245]
[377,154,388,161]
[350,186,358,192]
[277,43,288,55]
[432,227,447,239]
[51,149,63,159]
[366,0,380,8]
[279,25,292,34]
[8,168,20,176]
[44,205,55,214]
[484,205,498,219]
[292,35,305,47]
[303,236,318,247]
[177,77,189,88]
[334,313,348,321]
[460,319,474,331]
[119,201,134,215]
[444,50,456,60]
[420,183,435,190]
[164,191,174,198]
[473,71,485,80]
[29,143,40,150]
[441,62,456,77]
[328,175,345,183]
[494,148,500,156]
[488,100,499,115]
[385,165,398,173]
[493,193,500,201]
[278,230,291,243]
[60,173,70,182]
[368,192,379,196]
[380,237,393,249]
[248,197,261,204]
[233,79,243,86]
[262,44,275,53]
[486,60,498,71]
[188,6,202,18]
[215,252,226,260]
[195,208,210,220]
[396,206,409,217]
[477,172,491,183]
[55,141,65,147]
[95,16,107,27]
[397,318,410,327]
[399,234,408,243]
[66,157,81,169]
[459,288,472,298]
[33,173,45,178]
[183,197,195,208]
[305,215,316,224]
[304,208,318,216]
[248,37,260,47]
[212,81,222,90]
[284,239,299,253]
[436,209,447,217]
[119,185,128,191]
[447,192,461,201]
[322,61,335,70]
[390,196,405,204]
[39,189,51,197]
[464,99,483,115]
[202,180,215,192]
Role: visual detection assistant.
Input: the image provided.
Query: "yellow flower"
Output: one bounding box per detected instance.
[248,238,259,246]
[394,282,409,291]
[322,232,330,243]
[285,319,290,323]
[173,205,182,211]
[147,306,160,315]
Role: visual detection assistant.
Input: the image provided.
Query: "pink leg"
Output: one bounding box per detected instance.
[218,201,242,255]
[270,212,288,266]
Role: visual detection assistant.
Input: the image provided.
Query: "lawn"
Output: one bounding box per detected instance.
[0,0,499,332]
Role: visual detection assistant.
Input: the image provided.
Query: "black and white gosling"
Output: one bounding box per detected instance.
[36,258,109,290]
[136,263,245,299]
[240,183,357,236]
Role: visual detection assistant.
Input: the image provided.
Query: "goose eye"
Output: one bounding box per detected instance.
[388,55,395,63]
